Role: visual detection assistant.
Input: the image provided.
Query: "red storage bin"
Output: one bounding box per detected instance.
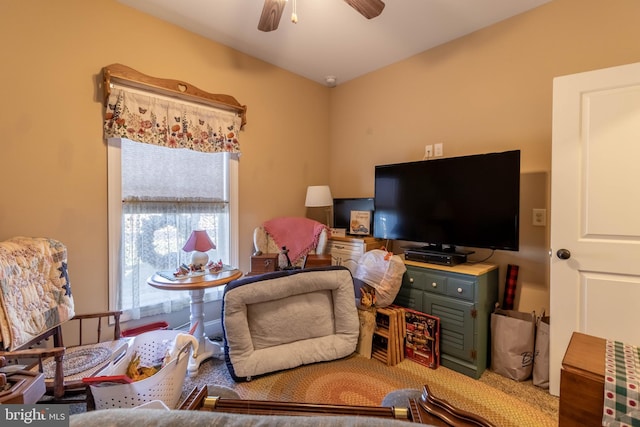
[121,321,169,337]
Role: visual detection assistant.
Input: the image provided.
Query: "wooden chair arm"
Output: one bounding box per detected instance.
[0,347,65,360]
[71,310,123,343]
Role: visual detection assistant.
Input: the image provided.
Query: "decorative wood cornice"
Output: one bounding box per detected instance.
[102,63,247,129]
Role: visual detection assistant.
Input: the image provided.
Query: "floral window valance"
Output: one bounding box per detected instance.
[102,63,246,155]
[104,84,241,154]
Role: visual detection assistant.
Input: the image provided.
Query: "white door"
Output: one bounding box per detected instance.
[549,61,640,396]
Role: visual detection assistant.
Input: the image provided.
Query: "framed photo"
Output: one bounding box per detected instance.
[350,210,371,235]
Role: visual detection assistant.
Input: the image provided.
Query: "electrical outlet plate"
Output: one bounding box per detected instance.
[532,208,546,226]
[434,143,443,157]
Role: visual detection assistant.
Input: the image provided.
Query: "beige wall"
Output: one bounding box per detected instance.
[329,0,640,312]
[2,0,640,325]
[0,0,330,318]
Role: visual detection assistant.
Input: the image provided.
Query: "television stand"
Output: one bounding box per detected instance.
[403,247,472,266]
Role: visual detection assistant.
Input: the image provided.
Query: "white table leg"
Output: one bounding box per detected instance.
[187,288,222,377]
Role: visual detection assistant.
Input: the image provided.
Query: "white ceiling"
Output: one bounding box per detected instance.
[118,0,552,86]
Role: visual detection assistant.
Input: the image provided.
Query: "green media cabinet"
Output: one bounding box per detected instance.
[394,260,499,379]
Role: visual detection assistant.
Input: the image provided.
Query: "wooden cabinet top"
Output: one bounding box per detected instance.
[562,331,605,380]
[329,236,383,244]
[404,260,498,276]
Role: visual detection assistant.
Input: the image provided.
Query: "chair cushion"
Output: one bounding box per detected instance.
[36,338,131,383]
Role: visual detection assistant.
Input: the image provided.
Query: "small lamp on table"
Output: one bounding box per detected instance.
[182,230,216,269]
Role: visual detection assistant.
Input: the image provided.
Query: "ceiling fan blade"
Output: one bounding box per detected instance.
[258,0,287,32]
[344,0,385,19]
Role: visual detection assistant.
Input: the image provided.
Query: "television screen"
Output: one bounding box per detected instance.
[333,198,375,234]
[373,150,520,252]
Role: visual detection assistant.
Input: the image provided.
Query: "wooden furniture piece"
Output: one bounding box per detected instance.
[0,357,45,404]
[394,261,498,379]
[0,311,126,409]
[248,253,332,276]
[372,306,406,366]
[103,63,247,129]
[147,268,243,377]
[0,235,129,410]
[328,236,383,274]
[248,253,278,276]
[304,253,332,268]
[558,332,605,427]
[179,384,495,426]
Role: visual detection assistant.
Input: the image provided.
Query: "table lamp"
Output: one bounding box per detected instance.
[182,230,216,268]
[305,185,333,226]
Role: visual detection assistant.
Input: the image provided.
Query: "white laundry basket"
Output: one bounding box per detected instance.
[89,330,191,409]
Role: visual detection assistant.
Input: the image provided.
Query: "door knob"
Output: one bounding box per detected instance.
[556,249,571,260]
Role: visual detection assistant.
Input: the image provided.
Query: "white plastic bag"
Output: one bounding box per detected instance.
[353,249,406,307]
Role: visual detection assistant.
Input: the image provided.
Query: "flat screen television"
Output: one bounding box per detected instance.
[373,150,520,253]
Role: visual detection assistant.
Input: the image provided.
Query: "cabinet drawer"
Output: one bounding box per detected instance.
[446,278,475,301]
[421,271,447,295]
[329,241,362,254]
[402,269,431,291]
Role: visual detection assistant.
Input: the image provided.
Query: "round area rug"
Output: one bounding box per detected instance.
[43,346,112,378]
[213,355,558,427]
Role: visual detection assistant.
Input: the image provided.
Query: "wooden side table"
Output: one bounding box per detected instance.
[147,268,242,377]
[559,332,605,426]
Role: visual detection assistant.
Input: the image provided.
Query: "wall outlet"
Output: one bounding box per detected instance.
[532,208,547,226]
[424,144,433,159]
[434,143,443,157]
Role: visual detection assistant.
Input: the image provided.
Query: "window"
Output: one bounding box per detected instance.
[103,80,242,322]
[108,140,238,320]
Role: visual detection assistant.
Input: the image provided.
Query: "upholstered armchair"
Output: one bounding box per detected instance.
[253,217,329,268]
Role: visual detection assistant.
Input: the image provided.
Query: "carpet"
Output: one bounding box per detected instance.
[182,354,559,427]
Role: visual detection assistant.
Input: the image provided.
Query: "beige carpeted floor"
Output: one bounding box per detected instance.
[182,354,559,427]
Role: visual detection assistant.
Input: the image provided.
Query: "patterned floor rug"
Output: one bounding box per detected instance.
[182,354,559,427]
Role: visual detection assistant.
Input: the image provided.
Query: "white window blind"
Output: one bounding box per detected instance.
[109,139,236,320]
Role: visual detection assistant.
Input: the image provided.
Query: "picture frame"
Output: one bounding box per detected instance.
[350,210,371,235]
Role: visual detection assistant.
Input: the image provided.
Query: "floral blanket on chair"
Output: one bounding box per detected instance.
[0,236,75,351]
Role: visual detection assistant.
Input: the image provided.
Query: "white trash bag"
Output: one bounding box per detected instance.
[353,249,406,307]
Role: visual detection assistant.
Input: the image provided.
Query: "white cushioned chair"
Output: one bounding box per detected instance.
[253,217,329,268]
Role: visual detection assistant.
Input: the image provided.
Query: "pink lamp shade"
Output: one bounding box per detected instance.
[182,230,216,252]
[183,230,216,268]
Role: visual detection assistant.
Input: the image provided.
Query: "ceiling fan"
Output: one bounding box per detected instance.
[258,0,385,32]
